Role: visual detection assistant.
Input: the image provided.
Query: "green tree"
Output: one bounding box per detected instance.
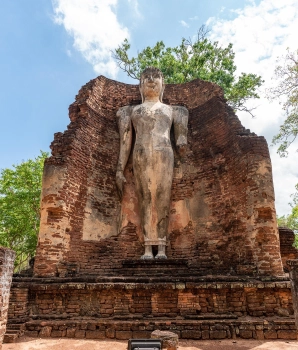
[113,26,263,116]
[267,48,298,206]
[0,151,48,271]
[277,204,298,247]
[277,205,298,233]
[267,48,298,157]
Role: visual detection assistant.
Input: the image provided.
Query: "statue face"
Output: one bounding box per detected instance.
[140,71,164,100]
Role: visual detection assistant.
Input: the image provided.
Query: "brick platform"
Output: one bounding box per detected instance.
[7,274,297,340]
[9,278,293,319]
[23,318,297,341]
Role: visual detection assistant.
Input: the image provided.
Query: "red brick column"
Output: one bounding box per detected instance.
[0,247,15,349]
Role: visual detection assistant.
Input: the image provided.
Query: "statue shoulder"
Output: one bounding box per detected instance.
[172,106,189,120]
[116,105,134,119]
[172,105,189,117]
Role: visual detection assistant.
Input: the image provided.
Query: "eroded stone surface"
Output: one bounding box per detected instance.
[287,259,298,335]
[116,68,188,259]
[0,247,15,349]
[151,330,179,350]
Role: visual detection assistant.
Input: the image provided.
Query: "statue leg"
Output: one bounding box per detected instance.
[154,148,174,259]
[133,147,174,259]
[133,148,155,259]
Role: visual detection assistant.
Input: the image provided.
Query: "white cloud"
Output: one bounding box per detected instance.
[207,0,298,215]
[127,0,142,18]
[180,20,189,28]
[52,0,130,78]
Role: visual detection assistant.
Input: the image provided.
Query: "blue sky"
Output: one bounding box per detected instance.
[0,0,297,215]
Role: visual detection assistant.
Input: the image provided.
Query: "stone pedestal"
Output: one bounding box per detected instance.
[287,259,298,339]
[0,247,15,349]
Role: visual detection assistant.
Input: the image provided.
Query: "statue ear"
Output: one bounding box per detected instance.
[139,84,144,103]
[159,84,165,102]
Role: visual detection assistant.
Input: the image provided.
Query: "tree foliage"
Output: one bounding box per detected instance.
[267,48,298,157]
[113,26,263,116]
[277,203,298,247]
[277,205,298,233]
[0,151,48,271]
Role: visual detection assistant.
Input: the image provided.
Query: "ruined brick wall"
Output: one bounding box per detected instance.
[8,277,296,341]
[7,285,29,324]
[34,76,283,277]
[279,227,298,272]
[0,248,15,348]
[24,318,297,341]
[8,280,293,320]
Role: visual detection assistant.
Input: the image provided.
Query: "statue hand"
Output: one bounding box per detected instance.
[177,143,187,158]
[116,170,126,200]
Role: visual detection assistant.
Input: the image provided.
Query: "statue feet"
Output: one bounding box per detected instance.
[141,245,154,259]
[141,240,167,259]
[155,252,167,259]
[155,244,167,259]
[141,253,154,260]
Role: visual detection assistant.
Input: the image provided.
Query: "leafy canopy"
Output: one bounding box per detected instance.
[277,203,298,247]
[267,48,298,157]
[277,203,298,233]
[267,48,298,205]
[113,26,263,116]
[0,151,48,271]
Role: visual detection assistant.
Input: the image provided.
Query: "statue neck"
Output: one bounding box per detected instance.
[143,96,160,103]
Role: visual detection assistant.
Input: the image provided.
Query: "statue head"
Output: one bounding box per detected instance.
[139,67,165,103]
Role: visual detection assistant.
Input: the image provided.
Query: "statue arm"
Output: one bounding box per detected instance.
[173,106,188,157]
[116,106,133,199]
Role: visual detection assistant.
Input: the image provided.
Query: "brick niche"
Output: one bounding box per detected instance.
[33,76,284,277]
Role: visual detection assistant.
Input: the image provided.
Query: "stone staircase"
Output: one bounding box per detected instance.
[119,259,190,277]
[3,323,25,343]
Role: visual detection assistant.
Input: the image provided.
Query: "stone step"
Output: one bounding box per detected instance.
[115,269,191,277]
[3,333,18,343]
[5,330,19,334]
[6,324,23,330]
[3,323,25,343]
[113,260,192,277]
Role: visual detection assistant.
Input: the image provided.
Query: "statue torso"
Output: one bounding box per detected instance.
[132,102,173,150]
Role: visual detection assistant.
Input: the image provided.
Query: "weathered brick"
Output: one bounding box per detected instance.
[277,330,297,340]
[115,331,132,340]
[85,330,105,339]
[181,330,201,339]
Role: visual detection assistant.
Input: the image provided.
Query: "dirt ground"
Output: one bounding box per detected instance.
[2,337,298,350]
